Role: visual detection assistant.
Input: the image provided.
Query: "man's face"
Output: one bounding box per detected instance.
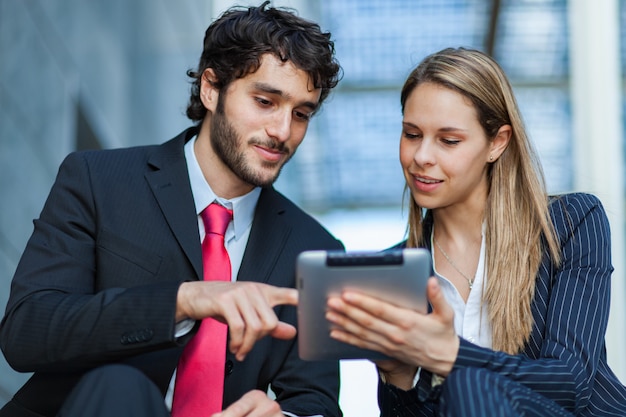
[202,54,321,191]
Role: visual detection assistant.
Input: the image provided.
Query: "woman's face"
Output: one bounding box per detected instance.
[400,82,500,212]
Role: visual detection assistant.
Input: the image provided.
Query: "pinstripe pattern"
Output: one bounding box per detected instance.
[378,193,626,416]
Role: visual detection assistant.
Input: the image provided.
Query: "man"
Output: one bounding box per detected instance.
[0,2,343,416]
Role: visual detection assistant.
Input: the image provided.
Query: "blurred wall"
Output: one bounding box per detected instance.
[0,0,214,403]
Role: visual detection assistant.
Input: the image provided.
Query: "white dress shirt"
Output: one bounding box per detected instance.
[166,136,315,417]
[185,136,260,280]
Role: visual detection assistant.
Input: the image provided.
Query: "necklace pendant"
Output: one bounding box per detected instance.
[434,237,476,292]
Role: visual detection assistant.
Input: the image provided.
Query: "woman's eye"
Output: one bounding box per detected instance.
[441,138,460,145]
[403,131,421,140]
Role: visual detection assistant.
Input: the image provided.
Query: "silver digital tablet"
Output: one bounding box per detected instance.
[296,248,431,361]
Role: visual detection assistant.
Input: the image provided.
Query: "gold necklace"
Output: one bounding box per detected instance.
[434,238,474,290]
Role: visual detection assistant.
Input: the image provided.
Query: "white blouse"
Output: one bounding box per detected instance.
[430,231,493,349]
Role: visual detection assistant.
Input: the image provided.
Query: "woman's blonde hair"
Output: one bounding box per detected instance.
[402,47,561,354]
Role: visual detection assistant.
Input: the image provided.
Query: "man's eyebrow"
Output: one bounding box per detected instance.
[253,82,319,111]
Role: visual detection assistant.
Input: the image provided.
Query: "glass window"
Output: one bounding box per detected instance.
[286,0,572,212]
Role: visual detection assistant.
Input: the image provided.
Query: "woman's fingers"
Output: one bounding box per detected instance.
[326,280,459,375]
[326,292,411,353]
[425,277,456,329]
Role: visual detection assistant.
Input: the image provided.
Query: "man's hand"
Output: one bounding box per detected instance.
[210,390,283,417]
[176,281,298,360]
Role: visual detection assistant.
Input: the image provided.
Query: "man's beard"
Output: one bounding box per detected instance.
[210,96,293,188]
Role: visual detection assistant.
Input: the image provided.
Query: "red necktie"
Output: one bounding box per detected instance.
[172,203,233,416]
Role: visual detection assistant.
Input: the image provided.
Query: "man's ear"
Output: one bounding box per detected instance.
[200,68,219,112]
[488,124,511,163]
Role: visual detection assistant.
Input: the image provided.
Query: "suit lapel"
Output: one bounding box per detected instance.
[238,187,291,283]
[145,128,203,280]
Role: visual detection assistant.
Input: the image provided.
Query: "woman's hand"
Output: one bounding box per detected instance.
[326,277,460,377]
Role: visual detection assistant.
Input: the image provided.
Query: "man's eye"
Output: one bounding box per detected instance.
[294,111,311,121]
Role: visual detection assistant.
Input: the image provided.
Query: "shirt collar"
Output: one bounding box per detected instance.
[184,135,260,239]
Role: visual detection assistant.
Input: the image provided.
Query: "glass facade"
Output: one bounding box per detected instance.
[278,0,573,211]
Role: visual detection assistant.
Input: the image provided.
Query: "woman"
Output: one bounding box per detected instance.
[326,47,626,416]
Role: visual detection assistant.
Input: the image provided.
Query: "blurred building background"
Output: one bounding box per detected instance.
[0,0,624,415]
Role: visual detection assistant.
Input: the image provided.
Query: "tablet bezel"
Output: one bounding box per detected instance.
[296,248,431,361]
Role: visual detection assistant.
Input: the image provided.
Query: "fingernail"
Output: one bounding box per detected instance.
[329,330,342,341]
[327,298,340,308]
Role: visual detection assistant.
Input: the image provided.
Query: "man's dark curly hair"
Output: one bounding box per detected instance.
[186,1,342,122]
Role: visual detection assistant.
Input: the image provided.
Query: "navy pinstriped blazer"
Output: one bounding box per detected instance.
[379,193,626,416]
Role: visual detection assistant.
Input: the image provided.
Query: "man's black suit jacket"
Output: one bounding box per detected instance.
[0,127,344,417]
